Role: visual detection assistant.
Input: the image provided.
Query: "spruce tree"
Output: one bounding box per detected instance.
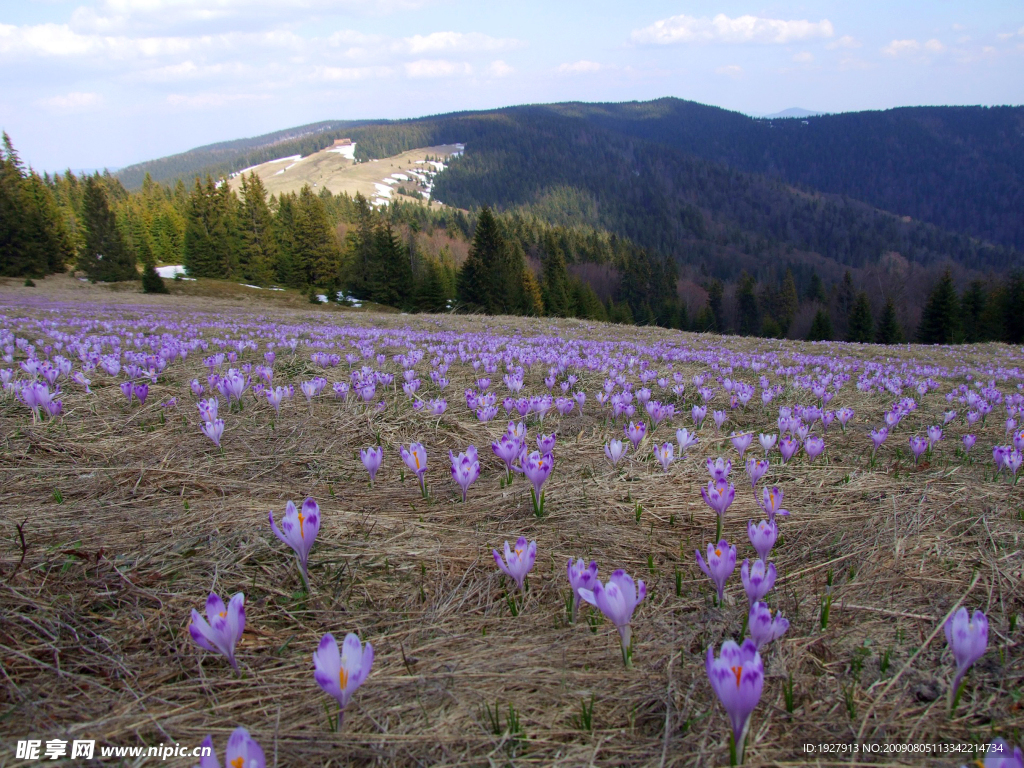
[369,219,413,308]
[294,185,342,288]
[273,193,300,287]
[238,172,277,286]
[457,207,501,312]
[706,279,724,332]
[960,280,987,343]
[778,269,799,333]
[875,297,904,344]
[807,309,834,341]
[806,270,826,303]
[918,270,960,344]
[541,238,570,317]
[847,292,874,342]
[78,176,136,282]
[736,271,759,336]
[414,258,450,313]
[833,270,856,337]
[142,263,169,293]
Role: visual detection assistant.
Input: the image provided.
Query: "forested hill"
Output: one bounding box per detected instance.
[115,99,1023,274]
[552,99,1024,252]
[116,119,369,189]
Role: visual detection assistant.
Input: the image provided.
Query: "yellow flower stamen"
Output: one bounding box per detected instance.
[339,665,349,690]
[219,611,226,618]
[230,757,244,768]
[714,548,722,557]
[414,454,420,469]
[730,665,743,688]
[297,511,305,539]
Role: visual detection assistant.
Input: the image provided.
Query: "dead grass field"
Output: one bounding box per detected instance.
[0,277,1021,767]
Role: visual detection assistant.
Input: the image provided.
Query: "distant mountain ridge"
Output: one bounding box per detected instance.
[115,97,1024,266]
[761,108,820,118]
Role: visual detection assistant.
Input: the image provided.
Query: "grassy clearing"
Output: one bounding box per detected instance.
[0,279,1021,766]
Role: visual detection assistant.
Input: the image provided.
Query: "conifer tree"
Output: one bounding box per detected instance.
[847,292,874,342]
[238,172,278,285]
[806,270,826,303]
[778,269,799,332]
[875,297,904,344]
[344,193,375,298]
[142,263,169,293]
[78,175,136,282]
[705,279,724,332]
[414,257,450,313]
[833,270,856,337]
[918,269,960,344]
[736,271,759,336]
[294,185,342,288]
[960,280,987,343]
[457,207,501,312]
[183,177,232,278]
[807,309,834,341]
[541,236,570,317]
[369,219,413,308]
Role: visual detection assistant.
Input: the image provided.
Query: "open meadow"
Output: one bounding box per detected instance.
[1,277,1022,767]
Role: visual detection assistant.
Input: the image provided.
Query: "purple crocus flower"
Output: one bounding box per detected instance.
[676,427,699,455]
[730,432,753,459]
[578,569,646,667]
[198,397,219,422]
[189,591,245,672]
[747,520,778,562]
[778,435,799,463]
[361,446,383,484]
[493,536,536,591]
[707,456,732,482]
[804,435,824,462]
[120,380,134,403]
[269,498,320,590]
[133,383,149,405]
[962,434,976,452]
[399,442,428,496]
[965,739,1023,768]
[836,407,854,430]
[313,632,374,727]
[566,558,598,624]
[745,458,769,489]
[625,420,646,450]
[520,451,553,515]
[536,433,556,453]
[691,404,707,428]
[696,540,737,604]
[604,438,627,467]
[449,446,480,501]
[909,435,929,464]
[192,727,266,768]
[870,427,889,454]
[944,607,988,709]
[747,601,789,650]
[492,433,521,480]
[713,410,727,431]
[927,425,943,447]
[655,441,675,472]
[700,480,735,520]
[740,559,776,606]
[758,486,789,522]
[190,379,204,397]
[201,419,224,448]
[706,639,764,763]
[758,433,777,455]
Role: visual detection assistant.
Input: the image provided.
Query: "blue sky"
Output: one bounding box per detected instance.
[2,1,1021,171]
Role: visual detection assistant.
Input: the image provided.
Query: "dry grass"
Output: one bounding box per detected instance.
[0,277,1021,767]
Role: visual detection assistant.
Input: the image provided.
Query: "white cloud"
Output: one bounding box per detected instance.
[403,32,523,54]
[487,59,514,77]
[36,91,103,111]
[557,60,602,74]
[631,13,833,45]
[882,39,920,56]
[403,59,472,78]
[792,51,814,63]
[826,35,860,50]
[311,65,393,82]
[882,38,944,56]
[715,64,742,77]
[166,91,270,109]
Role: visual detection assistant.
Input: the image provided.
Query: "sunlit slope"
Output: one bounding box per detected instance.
[226,144,463,206]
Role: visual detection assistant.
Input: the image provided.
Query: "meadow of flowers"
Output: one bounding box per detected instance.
[1,284,1022,766]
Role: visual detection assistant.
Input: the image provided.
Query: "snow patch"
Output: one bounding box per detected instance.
[390,173,410,181]
[156,265,186,278]
[328,143,356,159]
